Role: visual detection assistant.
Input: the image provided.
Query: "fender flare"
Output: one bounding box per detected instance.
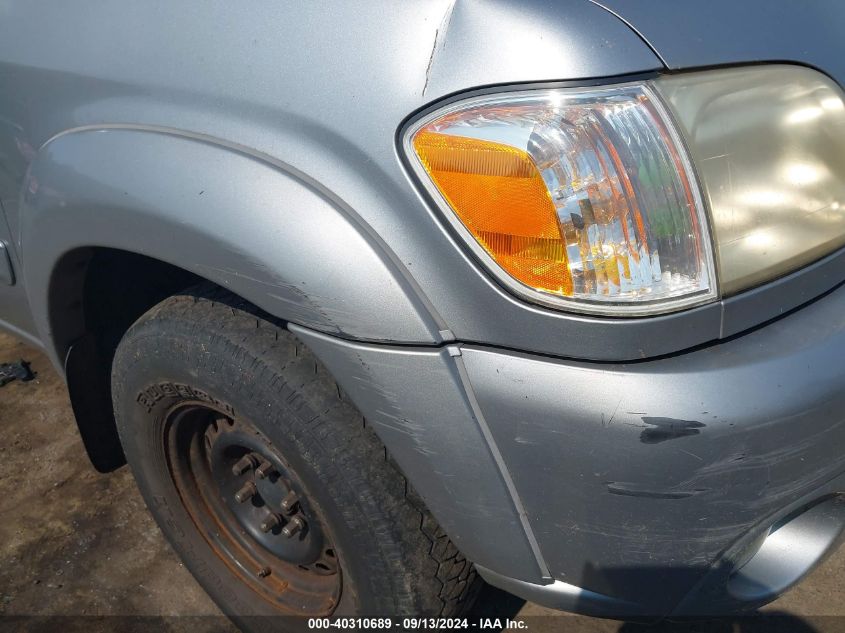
[19,126,442,368]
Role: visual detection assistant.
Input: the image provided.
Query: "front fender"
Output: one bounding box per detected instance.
[20,127,442,368]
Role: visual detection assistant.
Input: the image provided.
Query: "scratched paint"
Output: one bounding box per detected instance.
[639,417,706,444]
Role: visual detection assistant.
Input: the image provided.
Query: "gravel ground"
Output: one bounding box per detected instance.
[1,332,843,633]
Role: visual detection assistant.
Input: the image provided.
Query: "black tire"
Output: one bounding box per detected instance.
[111,284,480,627]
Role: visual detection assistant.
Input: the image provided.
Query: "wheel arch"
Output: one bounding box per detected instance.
[24,125,441,367]
[54,248,212,471]
[22,126,441,470]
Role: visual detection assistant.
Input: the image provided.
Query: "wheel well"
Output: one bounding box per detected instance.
[55,248,201,472]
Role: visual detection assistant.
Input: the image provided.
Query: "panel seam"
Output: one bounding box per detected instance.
[448,345,553,581]
[587,0,669,68]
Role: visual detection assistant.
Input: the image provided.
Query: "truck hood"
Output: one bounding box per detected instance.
[592,0,845,86]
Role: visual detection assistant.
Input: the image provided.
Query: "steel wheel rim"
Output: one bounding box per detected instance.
[162,402,341,615]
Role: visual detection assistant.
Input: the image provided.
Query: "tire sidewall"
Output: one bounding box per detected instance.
[112,325,399,622]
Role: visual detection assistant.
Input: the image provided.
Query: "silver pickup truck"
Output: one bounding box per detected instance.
[2,1,845,626]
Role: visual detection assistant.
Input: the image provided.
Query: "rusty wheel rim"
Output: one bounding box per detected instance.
[163,403,341,615]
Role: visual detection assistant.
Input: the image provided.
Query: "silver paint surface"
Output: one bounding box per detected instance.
[0,0,662,363]
[20,127,442,368]
[591,0,845,84]
[291,278,845,614]
[461,280,845,611]
[288,323,545,584]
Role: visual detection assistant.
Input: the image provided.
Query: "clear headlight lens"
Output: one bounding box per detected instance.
[653,65,845,295]
[405,85,716,316]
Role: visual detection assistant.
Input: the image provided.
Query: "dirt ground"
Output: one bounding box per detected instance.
[1,332,844,633]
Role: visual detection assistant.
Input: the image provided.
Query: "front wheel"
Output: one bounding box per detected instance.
[111,285,479,627]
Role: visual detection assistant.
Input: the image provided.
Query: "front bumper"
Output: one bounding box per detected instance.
[290,280,845,617]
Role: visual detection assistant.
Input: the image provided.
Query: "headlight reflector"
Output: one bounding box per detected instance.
[407,86,716,315]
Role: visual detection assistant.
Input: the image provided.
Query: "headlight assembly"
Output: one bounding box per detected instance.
[404,65,845,316]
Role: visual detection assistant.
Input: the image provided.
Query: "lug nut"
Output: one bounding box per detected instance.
[234,482,257,503]
[255,461,275,480]
[260,513,282,533]
[280,490,299,514]
[257,567,271,578]
[231,454,257,476]
[282,515,306,538]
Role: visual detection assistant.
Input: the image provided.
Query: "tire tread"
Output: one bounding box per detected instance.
[117,283,480,616]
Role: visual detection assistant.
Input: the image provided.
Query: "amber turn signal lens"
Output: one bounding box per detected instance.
[405,85,716,316]
[413,130,572,295]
